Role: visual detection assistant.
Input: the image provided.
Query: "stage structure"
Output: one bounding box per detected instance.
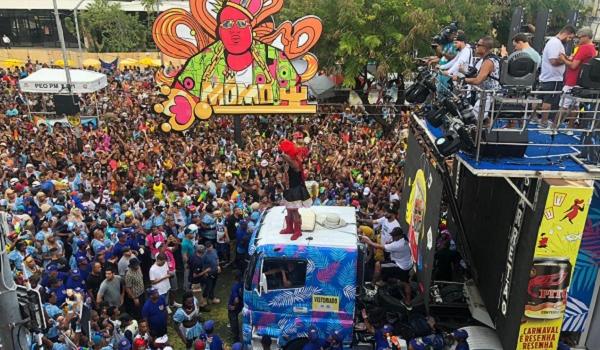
[151,0,322,133]
[407,84,600,349]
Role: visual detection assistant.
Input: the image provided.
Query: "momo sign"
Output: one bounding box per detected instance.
[152,0,322,132]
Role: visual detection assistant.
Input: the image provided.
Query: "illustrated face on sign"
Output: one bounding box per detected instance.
[218,7,252,54]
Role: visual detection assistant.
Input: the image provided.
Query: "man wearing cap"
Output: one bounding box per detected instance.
[125,257,145,319]
[65,268,87,292]
[302,326,326,350]
[200,320,223,350]
[359,205,400,245]
[440,31,473,78]
[559,27,598,134]
[142,288,168,338]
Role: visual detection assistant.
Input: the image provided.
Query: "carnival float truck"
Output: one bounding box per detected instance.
[241,206,368,349]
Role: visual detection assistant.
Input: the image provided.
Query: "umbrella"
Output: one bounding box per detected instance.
[138,57,162,67]
[118,58,138,68]
[0,58,25,68]
[82,58,101,68]
[55,59,75,67]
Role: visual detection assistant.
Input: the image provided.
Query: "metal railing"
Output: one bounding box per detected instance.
[468,86,600,164]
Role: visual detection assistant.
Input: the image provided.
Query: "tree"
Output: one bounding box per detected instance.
[279,0,499,86]
[67,0,146,52]
[140,0,161,49]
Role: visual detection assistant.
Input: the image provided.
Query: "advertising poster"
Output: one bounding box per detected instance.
[562,181,600,334]
[398,130,443,308]
[517,181,593,350]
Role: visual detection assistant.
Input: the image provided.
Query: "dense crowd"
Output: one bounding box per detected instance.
[0,62,410,350]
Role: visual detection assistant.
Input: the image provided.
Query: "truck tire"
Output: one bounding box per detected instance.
[284,338,309,350]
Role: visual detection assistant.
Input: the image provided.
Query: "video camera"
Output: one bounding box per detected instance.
[432,21,459,48]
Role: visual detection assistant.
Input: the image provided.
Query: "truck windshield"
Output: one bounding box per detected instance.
[263,258,307,290]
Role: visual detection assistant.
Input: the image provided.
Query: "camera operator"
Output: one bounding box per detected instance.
[538,25,577,130]
[452,36,500,117]
[426,24,459,97]
[440,31,473,78]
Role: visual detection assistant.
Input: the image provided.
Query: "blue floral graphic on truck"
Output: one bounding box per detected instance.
[243,243,357,348]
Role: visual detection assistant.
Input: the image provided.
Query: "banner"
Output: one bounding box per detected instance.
[517,181,593,350]
[562,181,600,333]
[398,130,443,308]
[100,58,118,71]
[151,0,322,132]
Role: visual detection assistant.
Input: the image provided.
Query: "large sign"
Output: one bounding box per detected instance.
[152,0,322,132]
[562,181,600,335]
[398,130,443,308]
[516,181,593,350]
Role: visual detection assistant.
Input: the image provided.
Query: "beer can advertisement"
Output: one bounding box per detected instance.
[517,182,593,350]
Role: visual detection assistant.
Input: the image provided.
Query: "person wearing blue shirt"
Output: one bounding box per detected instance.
[44,291,63,342]
[47,277,67,306]
[201,320,223,350]
[142,288,168,337]
[8,240,27,272]
[41,263,67,288]
[65,268,87,292]
[113,232,132,258]
[302,327,327,350]
[201,241,219,304]
[227,272,243,342]
[374,324,394,350]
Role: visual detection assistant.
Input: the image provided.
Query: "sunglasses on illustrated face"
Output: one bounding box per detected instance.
[220,19,249,29]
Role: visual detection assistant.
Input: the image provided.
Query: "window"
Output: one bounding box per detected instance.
[244,254,257,291]
[262,258,307,290]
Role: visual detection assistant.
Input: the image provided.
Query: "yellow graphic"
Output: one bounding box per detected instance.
[312,295,339,313]
[406,169,427,268]
[517,181,593,350]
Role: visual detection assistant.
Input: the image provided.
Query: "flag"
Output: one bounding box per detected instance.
[100,58,118,71]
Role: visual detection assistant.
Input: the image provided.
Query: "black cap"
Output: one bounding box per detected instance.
[128,257,140,268]
[455,31,467,42]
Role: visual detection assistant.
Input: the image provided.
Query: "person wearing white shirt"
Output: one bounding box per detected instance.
[538,25,576,129]
[149,253,172,305]
[361,227,413,309]
[359,206,400,245]
[440,31,473,77]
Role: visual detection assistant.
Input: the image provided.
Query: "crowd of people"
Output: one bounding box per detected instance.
[0,60,411,350]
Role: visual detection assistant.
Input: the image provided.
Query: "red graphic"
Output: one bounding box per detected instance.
[537,233,548,249]
[561,199,585,224]
[527,271,568,299]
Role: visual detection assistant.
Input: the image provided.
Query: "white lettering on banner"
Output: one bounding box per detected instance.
[500,178,531,316]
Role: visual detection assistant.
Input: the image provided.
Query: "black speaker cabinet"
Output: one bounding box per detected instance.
[480,129,528,158]
[53,94,80,116]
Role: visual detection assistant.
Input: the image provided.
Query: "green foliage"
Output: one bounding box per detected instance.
[279,0,586,87]
[76,0,146,52]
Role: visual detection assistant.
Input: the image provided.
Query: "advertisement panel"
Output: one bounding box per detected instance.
[562,182,600,335]
[398,130,443,307]
[516,181,593,350]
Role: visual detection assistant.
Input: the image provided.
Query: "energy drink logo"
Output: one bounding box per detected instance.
[151,0,322,132]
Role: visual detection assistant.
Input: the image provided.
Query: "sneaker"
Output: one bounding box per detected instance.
[400,301,413,311]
